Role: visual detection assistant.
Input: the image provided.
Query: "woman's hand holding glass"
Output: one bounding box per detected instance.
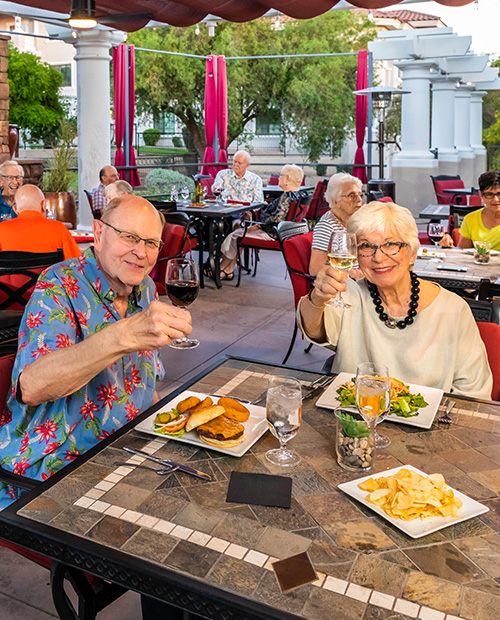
[310,263,349,309]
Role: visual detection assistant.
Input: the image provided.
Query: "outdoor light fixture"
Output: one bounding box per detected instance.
[195,24,200,35]
[69,0,97,29]
[206,20,217,37]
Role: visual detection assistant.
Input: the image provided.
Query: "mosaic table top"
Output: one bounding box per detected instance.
[8,357,500,620]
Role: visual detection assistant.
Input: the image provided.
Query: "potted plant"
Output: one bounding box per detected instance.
[42,119,78,228]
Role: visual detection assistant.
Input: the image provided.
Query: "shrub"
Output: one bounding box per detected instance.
[172,136,183,148]
[43,119,77,193]
[143,128,161,147]
[336,164,353,175]
[316,164,327,176]
[144,169,195,195]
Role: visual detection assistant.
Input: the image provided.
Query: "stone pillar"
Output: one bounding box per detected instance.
[454,85,475,186]
[0,35,11,162]
[430,77,460,176]
[470,91,487,181]
[66,28,124,230]
[391,60,439,217]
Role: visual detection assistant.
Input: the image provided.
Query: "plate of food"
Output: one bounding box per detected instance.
[135,391,268,457]
[417,248,446,259]
[188,203,207,208]
[338,464,488,538]
[315,372,443,429]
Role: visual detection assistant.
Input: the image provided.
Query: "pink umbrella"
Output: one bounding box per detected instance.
[353,50,368,185]
[217,55,228,170]
[201,55,218,177]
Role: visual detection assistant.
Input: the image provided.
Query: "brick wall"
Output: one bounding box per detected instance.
[0,34,10,161]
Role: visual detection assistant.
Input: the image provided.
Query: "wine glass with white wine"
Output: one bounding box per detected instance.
[355,362,391,449]
[326,231,357,308]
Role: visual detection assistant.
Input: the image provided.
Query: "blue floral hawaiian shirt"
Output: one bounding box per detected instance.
[0,247,164,508]
[213,169,263,203]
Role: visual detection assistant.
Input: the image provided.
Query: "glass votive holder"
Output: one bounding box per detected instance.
[335,408,376,472]
[474,241,491,264]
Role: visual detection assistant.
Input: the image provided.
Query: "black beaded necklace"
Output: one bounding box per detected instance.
[367,272,420,330]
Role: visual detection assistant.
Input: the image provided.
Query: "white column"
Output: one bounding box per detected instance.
[66,29,124,230]
[392,59,439,166]
[454,84,475,185]
[471,91,487,181]
[430,77,460,163]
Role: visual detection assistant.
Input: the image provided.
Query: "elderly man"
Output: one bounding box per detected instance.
[0,195,191,509]
[309,172,364,276]
[213,150,263,203]
[91,165,119,216]
[0,160,23,220]
[0,185,80,259]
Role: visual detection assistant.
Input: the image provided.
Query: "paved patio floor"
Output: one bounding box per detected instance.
[0,248,331,619]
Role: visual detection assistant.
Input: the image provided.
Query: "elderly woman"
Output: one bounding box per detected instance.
[300,201,492,399]
[216,164,304,281]
[309,172,364,276]
[104,180,134,203]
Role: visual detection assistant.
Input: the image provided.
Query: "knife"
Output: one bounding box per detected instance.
[302,375,335,401]
[123,447,212,481]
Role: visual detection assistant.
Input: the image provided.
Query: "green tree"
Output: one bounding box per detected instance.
[129,12,375,161]
[8,43,65,145]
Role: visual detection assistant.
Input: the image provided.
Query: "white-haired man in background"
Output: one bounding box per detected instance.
[213,150,263,204]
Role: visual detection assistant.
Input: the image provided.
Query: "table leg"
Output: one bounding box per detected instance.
[207,217,226,289]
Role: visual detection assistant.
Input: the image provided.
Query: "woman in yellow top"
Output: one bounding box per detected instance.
[457,171,500,250]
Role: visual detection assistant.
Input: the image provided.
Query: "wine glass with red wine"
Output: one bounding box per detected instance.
[426,222,445,263]
[165,258,200,349]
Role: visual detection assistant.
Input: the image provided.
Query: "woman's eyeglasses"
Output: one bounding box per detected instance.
[340,192,365,202]
[482,192,500,200]
[357,241,407,258]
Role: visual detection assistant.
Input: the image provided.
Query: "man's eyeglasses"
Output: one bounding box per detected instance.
[1,175,23,182]
[482,192,500,200]
[101,221,163,252]
[357,241,407,258]
[340,192,365,202]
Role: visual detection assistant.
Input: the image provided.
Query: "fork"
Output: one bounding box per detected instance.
[114,461,178,475]
[438,399,455,424]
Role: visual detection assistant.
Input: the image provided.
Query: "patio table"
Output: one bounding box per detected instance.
[414,246,500,293]
[2,355,500,619]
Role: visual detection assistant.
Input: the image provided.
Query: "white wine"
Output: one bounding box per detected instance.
[327,253,357,270]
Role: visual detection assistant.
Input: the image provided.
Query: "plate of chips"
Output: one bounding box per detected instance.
[338,465,488,538]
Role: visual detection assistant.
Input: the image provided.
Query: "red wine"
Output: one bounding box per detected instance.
[166,281,199,307]
[428,234,443,245]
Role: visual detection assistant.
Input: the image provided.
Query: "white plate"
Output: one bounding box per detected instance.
[462,248,500,256]
[338,464,489,539]
[417,248,446,259]
[136,390,268,457]
[315,372,443,430]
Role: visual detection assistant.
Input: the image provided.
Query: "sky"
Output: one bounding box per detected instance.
[385,0,499,57]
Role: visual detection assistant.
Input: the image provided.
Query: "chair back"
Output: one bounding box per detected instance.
[201,177,214,199]
[278,228,314,308]
[477,322,500,401]
[269,175,280,186]
[378,196,393,203]
[450,204,475,231]
[286,194,310,223]
[84,190,100,220]
[153,223,188,295]
[431,176,465,205]
[305,180,329,221]
[0,249,64,311]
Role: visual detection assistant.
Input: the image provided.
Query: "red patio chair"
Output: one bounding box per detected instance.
[269,175,280,186]
[431,175,469,206]
[153,222,194,295]
[278,228,315,364]
[476,322,500,401]
[305,179,329,221]
[235,196,309,287]
[201,177,214,199]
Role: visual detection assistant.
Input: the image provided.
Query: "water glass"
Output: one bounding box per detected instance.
[266,376,302,467]
[170,185,178,202]
[355,362,391,449]
[180,186,190,204]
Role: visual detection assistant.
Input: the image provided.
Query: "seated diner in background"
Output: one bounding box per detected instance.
[212,150,264,204]
[299,201,492,399]
[0,195,192,510]
[104,179,134,203]
[91,165,119,217]
[216,164,304,281]
[0,185,81,259]
[0,160,23,221]
[309,172,364,276]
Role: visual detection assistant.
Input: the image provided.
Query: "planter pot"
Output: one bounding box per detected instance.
[43,192,77,230]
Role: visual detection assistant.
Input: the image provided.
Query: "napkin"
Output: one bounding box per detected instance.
[227,199,251,205]
[226,472,292,508]
[272,552,318,593]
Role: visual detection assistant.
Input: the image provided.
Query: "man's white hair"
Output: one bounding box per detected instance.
[234,150,251,164]
[325,172,362,207]
[0,160,24,176]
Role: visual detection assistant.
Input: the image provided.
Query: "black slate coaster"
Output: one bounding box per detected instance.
[226,472,292,508]
[272,552,318,593]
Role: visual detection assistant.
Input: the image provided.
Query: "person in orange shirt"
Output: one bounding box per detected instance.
[0,185,81,259]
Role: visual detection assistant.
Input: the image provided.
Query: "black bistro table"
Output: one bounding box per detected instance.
[2,356,500,620]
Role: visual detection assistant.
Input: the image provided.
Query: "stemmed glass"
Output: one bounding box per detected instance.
[326,231,357,308]
[355,362,391,449]
[165,258,200,349]
[180,186,190,204]
[426,222,445,263]
[265,376,302,467]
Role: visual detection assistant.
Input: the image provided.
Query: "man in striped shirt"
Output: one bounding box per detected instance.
[309,173,364,276]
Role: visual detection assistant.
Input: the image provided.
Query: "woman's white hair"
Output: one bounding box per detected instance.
[104,180,133,200]
[281,164,304,187]
[347,201,420,254]
[325,172,362,207]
